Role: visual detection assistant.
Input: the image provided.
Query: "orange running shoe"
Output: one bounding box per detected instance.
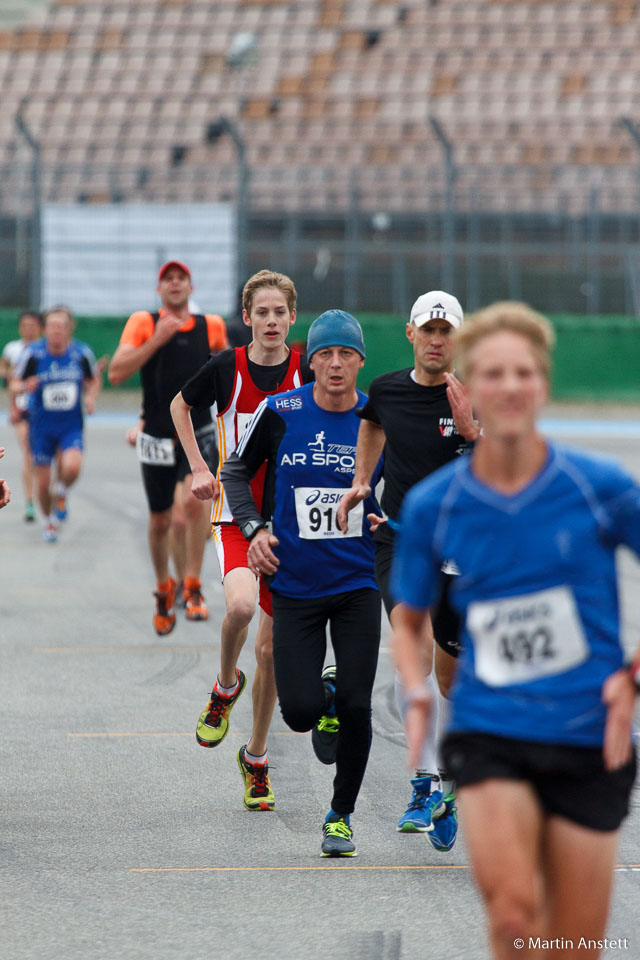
[153,578,176,635]
[183,577,209,621]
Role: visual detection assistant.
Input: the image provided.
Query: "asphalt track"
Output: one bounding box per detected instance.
[1,401,639,960]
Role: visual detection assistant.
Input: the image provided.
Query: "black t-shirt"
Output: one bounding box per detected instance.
[181,346,313,410]
[358,367,473,522]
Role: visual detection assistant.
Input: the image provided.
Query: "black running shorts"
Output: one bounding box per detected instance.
[442,731,637,832]
[141,428,217,514]
[373,523,461,657]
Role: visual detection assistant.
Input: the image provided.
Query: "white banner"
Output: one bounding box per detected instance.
[42,203,236,316]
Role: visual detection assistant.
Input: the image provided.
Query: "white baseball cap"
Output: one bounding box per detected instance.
[409,291,464,329]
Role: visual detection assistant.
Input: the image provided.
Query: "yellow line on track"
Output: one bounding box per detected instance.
[67,731,304,738]
[129,863,640,874]
[130,864,473,873]
[36,645,214,654]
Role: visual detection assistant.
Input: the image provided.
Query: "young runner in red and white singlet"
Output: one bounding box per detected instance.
[171,270,312,812]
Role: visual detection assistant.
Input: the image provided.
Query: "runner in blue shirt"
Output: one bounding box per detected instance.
[222,310,382,858]
[14,307,100,542]
[391,302,638,959]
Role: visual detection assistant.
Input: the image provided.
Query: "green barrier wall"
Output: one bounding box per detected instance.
[2,310,640,401]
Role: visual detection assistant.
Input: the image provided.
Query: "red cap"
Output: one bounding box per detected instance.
[158,260,191,282]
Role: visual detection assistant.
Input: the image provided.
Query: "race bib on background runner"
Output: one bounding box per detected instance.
[294,487,363,539]
[42,381,78,412]
[136,432,176,466]
[467,585,588,687]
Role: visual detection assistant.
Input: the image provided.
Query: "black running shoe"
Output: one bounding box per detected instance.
[311,665,339,765]
[321,814,356,857]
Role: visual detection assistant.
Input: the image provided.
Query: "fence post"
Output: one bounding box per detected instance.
[344,170,359,313]
[15,102,42,309]
[429,116,456,293]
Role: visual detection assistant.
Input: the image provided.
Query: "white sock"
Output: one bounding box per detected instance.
[54,481,66,497]
[395,669,441,782]
[245,747,267,766]
[215,673,239,697]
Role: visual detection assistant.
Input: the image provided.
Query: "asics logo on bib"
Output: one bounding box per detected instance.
[481,601,551,632]
[304,489,343,506]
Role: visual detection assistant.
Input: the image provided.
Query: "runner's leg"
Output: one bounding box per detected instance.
[182,471,210,581]
[220,566,257,686]
[247,608,277,758]
[542,817,619,957]
[458,780,545,960]
[148,508,173,584]
[329,588,381,815]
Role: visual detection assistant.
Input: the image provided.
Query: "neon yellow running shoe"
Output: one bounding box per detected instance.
[236,744,275,811]
[196,670,247,748]
[312,665,339,764]
[321,814,356,857]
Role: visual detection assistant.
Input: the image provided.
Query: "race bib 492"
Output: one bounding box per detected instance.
[467,585,588,687]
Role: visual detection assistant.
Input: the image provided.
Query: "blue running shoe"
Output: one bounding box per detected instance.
[397,776,445,833]
[428,796,458,852]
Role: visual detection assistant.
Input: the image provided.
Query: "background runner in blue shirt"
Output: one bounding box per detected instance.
[392,302,638,960]
[14,307,100,543]
[222,310,382,858]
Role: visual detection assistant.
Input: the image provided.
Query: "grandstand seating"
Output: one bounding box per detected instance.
[0,0,639,213]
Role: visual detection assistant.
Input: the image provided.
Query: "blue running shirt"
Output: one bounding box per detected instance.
[222,382,381,598]
[16,338,96,433]
[391,442,640,746]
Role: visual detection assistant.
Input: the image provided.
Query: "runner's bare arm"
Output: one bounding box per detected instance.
[108,314,184,385]
[443,372,480,442]
[392,602,434,769]
[0,477,10,509]
[83,373,101,416]
[337,418,386,533]
[170,392,219,501]
[602,667,636,771]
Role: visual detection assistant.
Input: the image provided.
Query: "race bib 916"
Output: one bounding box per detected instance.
[136,432,176,466]
[294,487,363,539]
[42,381,78,412]
[467,585,588,687]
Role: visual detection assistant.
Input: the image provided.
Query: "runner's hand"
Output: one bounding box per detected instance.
[404,690,432,770]
[125,426,140,447]
[153,312,185,347]
[190,467,219,501]
[85,396,96,416]
[22,376,39,394]
[9,407,22,425]
[444,372,479,442]
[337,485,371,533]
[367,512,387,534]
[602,668,635,771]
[248,529,280,575]
[0,478,10,509]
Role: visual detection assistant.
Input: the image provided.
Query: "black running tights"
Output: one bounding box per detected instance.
[271,587,381,816]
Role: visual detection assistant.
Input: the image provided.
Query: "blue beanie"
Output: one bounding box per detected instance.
[306,309,366,360]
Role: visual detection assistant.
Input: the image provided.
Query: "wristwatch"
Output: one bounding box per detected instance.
[241,519,267,541]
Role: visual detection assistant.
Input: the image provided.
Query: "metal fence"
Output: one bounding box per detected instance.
[2,152,640,317]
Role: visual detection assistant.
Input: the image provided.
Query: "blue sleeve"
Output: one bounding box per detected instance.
[390,484,442,610]
[601,465,640,555]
